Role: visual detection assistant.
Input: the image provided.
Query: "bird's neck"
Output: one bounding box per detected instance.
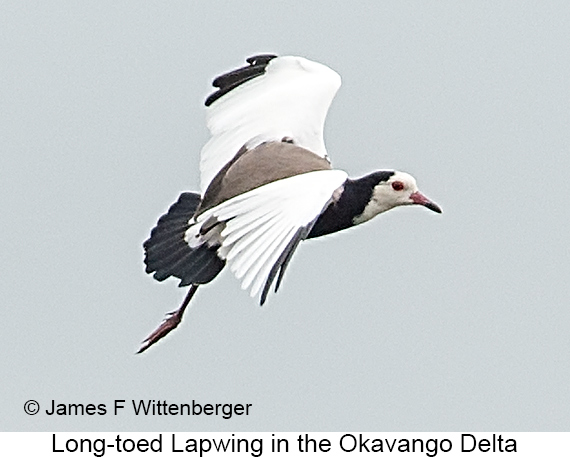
[308,171,394,239]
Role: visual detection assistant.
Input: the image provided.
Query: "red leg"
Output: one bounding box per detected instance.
[137,285,199,354]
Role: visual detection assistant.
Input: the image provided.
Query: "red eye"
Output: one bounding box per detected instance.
[391,181,405,191]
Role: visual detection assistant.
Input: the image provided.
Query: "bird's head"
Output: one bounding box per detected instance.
[354,171,442,224]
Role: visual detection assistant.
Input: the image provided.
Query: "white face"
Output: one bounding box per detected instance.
[382,171,419,207]
[354,171,441,224]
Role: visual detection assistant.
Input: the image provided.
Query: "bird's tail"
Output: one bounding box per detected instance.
[144,192,225,286]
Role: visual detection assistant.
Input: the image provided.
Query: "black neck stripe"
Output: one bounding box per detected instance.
[308,171,394,238]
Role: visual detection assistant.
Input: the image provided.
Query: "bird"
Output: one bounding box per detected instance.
[138,54,441,353]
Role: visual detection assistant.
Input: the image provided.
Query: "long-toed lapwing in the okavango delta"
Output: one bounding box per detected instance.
[138,55,442,353]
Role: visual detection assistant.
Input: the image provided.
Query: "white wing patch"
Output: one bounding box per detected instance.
[187,170,348,300]
[200,56,342,193]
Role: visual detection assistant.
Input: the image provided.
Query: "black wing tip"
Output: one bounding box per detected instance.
[205,54,278,107]
[258,225,310,306]
[246,54,278,66]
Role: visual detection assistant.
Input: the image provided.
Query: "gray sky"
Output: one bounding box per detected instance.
[2,1,569,431]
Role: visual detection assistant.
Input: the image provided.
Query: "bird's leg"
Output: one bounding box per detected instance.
[136,284,199,354]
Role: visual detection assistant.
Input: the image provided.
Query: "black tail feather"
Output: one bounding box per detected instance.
[144,192,225,286]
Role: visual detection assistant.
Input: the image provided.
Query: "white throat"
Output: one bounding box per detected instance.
[353,188,399,224]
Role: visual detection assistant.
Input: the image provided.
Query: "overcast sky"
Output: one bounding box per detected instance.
[2,1,569,432]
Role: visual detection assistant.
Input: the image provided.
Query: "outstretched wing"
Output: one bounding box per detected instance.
[188,169,348,303]
[200,55,342,193]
